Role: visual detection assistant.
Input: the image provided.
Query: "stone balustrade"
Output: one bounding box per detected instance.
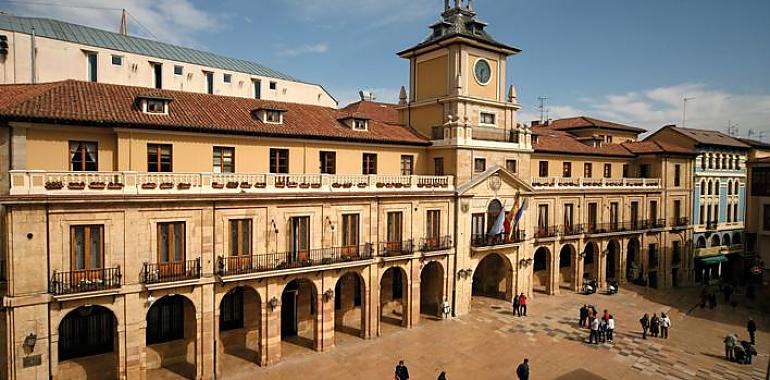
[531,177,661,189]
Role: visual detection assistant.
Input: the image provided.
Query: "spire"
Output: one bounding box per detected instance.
[399,86,407,105]
[444,0,450,12]
[508,84,517,102]
[467,0,474,12]
[119,9,127,35]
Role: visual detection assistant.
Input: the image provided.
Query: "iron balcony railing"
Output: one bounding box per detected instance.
[706,221,718,230]
[585,221,647,235]
[672,217,689,228]
[643,218,667,229]
[534,225,558,239]
[471,231,526,248]
[379,240,414,257]
[49,267,122,295]
[218,244,374,276]
[560,224,584,236]
[142,258,201,284]
[419,235,453,252]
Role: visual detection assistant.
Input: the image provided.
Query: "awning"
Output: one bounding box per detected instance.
[698,255,728,265]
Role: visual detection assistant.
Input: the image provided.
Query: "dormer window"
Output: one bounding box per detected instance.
[137,94,172,115]
[353,119,368,131]
[146,99,166,113]
[338,114,370,131]
[254,105,287,124]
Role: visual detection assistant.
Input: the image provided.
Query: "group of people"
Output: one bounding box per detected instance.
[512,293,529,317]
[580,305,615,344]
[639,312,671,339]
[722,318,759,365]
[394,359,530,380]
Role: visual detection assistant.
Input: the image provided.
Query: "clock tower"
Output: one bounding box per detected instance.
[397,0,532,183]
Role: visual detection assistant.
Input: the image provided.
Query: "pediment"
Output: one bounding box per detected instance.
[457,165,534,197]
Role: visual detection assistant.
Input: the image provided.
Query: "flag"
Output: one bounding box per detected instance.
[513,199,527,228]
[488,203,507,237]
[503,195,519,236]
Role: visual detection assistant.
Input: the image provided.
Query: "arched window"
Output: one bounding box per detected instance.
[726,204,732,223]
[486,199,503,234]
[727,180,732,195]
[722,155,727,169]
[715,180,720,196]
[724,234,731,246]
[710,234,721,247]
[728,155,734,170]
[59,306,115,360]
[701,155,706,170]
[696,236,706,248]
[734,181,739,195]
[708,155,714,169]
[716,154,721,170]
[707,180,713,195]
[736,157,741,170]
[700,180,706,196]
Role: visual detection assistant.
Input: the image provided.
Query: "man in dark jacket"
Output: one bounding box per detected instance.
[579,304,588,327]
[747,318,757,345]
[640,313,650,339]
[516,358,530,380]
[395,360,409,380]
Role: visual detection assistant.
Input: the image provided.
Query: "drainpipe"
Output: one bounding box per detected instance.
[30,28,37,84]
[451,193,459,317]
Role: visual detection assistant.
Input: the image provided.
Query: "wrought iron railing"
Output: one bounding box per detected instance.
[560,224,584,236]
[672,217,689,228]
[419,236,453,252]
[218,244,373,276]
[534,225,558,239]
[471,231,525,248]
[706,221,718,230]
[142,258,201,284]
[379,240,414,257]
[643,219,667,229]
[49,267,122,295]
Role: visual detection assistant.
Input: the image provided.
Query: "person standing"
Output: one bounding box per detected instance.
[607,314,615,343]
[660,313,671,339]
[442,298,451,319]
[437,370,447,380]
[650,313,660,338]
[724,333,737,361]
[513,295,521,317]
[640,313,650,339]
[518,293,528,317]
[516,358,530,380]
[598,317,608,343]
[747,318,757,345]
[579,304,588,327]
[395,360,410,380]
[589,316,600,344]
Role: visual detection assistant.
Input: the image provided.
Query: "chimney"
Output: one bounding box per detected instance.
[664,124,677,128]
[531,120,540,127]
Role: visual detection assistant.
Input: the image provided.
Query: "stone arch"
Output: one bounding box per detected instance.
[218,285,262,373]
[380,266,408,328]
[472,252,514,301]
[710,234,721,247]
[146,294,198,379]
[700,179,706,195]
[696,236,707,248]
[334,271,366,338]
[625,238,641,283]
[723,233,732,246]
[558,244,577,290]
[582,242,598,281]
[420,261,445,318]
[281,278,319,350]
[605,240,621,283]
[57,305,119,379]
[533,246,552,294]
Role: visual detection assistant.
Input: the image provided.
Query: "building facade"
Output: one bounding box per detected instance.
[743,138,770,290]
[0,2,703,379]
[0,14,337,107]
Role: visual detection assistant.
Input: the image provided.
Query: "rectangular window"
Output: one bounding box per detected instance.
[631,201,639,228]
[111,55,122,66]
[538,161,549,177]
[353,119,368,130]
[86,52,97,82]
[588,203,598,230]
[434,157,445,175]
[471,213,485,237]
[147,296,184,344]
[610,202,619,228]
[229,219,252,256]
[219,287,244,331]
[506,159,517,173]
[562,162,572,177]
[363,153,377,175]
[700,205,705,225]
[147,144,172,172]
[204,71,214,94]
[152,63,162,89]
[400,155,414,176]
[173,65,183,76]
[146,99,166,113]
[604,163,612,178]
[639,164,651,178]
[290,216,310,262]
[71,225,104,271]
[341,214,360,249]
[320,151,336,174]
[426,210,441,241]
[269,81,277,90]
[387,212,403,243]
[622,164,629,178]
[537,204,549,229]
[674,200,681,220]
[69,141,98,171]
[764,205,770,231]
[649,200,658,221]
[265,110,282,123]
[157,222,185,263]
[474,158,486,173]
[224,73,232,84]
[584,163,593,178]
[480,112,495,125]
[269,148,289,174]
[674,164,681,187]
[213,146,234,173]
[563,204,574,228]
[253,79,261,99]
[751,167,770,196]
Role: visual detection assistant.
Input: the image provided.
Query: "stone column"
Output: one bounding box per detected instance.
[199,284,215,380]
[597,241,607,290]
[262,281,282,366]
[574,243,584,293]
[409,260,421,327]
[124,293,145,380]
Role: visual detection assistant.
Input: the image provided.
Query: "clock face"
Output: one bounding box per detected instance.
[474,59,492,85]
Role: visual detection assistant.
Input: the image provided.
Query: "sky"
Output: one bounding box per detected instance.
[2,0,770,138]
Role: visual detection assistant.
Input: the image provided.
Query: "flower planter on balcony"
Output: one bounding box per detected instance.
[108,183,124,190]
[299,183,311,189]
[88,182,106,190]
[45,181,64,190]
[177,183,191,190]
[226,182,239,189]
[275,182,286,188]
[141,183,157,190]
[342,183,353,188]
[159,183,174,190]
[385,183,394,188]
[255,183,267,188]
[240,182,251,189]
[287,182,299,188]
[376,183,385,188]
[212,182,225,189]
[332,183,342,188]
[311,183,321,189]
[67,182,86,190]
[357,183,367,188]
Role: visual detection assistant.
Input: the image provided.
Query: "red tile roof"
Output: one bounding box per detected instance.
[532,127,635,157]
[622,140,697,155]
[341,100,401,124]
[0,81,429,146]
[543,116,646,134]
[658,126,750,149]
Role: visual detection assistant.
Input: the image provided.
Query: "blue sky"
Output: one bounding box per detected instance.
[4,0,770,137]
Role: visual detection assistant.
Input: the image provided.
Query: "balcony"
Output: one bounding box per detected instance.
[534,226,558,239]
[705,221,718,231]
[419,236,453,252]
[218,244,374,277]
[643,219,667,230]
[431,126,521,143]
[49,267,122,296]
[9,171,454,196]
[671,217,689,229]
[142,259,201,285]
[585,221,647,235]
[471,231,526,248]
[379,240,414,257]
[560,224,584,237]
[531,177,661,190]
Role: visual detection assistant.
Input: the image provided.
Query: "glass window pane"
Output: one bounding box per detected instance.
[241,221,251,255]
[160,225,169,262]
[173,223,183,261]
[89,226,101,268]
[74,227,85,270]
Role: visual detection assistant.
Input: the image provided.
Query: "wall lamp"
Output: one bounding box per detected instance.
[457,268,473,279]
[323,288,335,302]
[326,216,335,231]
[23,333,37,352]
[519,258,533,267]
[271,219,279,235]
[268,296,280,311]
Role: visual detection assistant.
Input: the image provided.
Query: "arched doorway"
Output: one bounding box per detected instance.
[533,247,551,294]
[606,240,620,282]
[710,235,721,247]
[420,261,445,319]
[472,253,513,300]
[582,243,597,282]
[57,306,118,379]
[146,295,197,378]
[219,286,261,372]
[380,267,407,327]
[559,244,576,290]
[696,236,707,248]
[334,272,365,338]
[723,233,731,246]
[626,238,641,283]
[281,279,318,350]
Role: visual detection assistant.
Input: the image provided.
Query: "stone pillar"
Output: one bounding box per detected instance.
[124,293,145,380]
[575,243,584,293]
[409,260,421,327]
[549,246,558,296]
[597,242,607,290]
[200,284,215,380]
[315,275,335,351]
[115,297,128,380]
[262,281,281,366]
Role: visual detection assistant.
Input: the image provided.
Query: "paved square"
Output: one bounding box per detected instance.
[213,286,768,379]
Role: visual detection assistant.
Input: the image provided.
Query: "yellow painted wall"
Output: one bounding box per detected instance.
[467,54,498,100]
[407,103,444,138]
[530,155,630,178]
[26,126,118,171]
[415,55,448,101]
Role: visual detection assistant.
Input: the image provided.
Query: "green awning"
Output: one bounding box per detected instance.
[698,255,728,265]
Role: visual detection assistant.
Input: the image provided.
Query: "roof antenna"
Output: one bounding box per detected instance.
[120,9,127,35]
[726,121,739,137]
[537,96,549,124]
[682,96,696,128]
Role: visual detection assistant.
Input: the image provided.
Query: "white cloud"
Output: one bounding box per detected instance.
[7,0,221,46]
[276,43,329,57]
[285,0,434,29]
[522,83,770,137]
